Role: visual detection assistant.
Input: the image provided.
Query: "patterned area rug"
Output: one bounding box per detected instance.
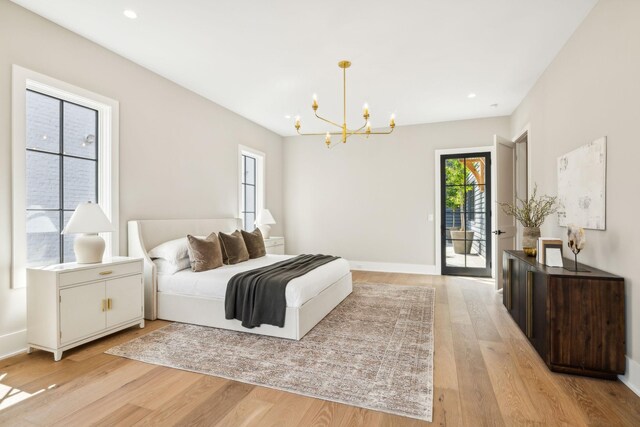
[106,283,435,421]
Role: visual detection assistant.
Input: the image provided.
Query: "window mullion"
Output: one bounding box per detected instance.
[59,100,64,263]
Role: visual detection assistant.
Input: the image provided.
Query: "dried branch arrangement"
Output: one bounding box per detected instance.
[499,185,559,228]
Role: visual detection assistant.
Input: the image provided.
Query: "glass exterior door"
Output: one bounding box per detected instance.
[441,152,492,277]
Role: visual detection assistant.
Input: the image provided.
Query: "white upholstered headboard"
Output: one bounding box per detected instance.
[128,218,242,319]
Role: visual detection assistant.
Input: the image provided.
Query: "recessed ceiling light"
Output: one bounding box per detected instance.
[284,115,291,119]
[123,9,137,19]
[467,93,477,99]
[490,103,498,108]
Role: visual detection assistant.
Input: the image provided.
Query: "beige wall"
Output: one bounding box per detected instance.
[0,1,283,355]
[510,0,640,378]
[283,117,510,266]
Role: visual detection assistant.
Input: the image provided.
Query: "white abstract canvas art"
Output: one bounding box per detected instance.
[557,137,606,230]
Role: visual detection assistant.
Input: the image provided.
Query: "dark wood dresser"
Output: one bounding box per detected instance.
[502,250,625,379]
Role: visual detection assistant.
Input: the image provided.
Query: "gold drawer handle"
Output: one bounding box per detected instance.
[526,271,533,338]
[107,298,112,310]
[101,299,106,312]
[99,270,113,276]
[506,258,513,311]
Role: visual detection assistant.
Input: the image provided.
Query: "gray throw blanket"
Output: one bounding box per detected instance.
[225,254,339,328]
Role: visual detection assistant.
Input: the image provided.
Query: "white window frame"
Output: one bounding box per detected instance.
[238,145,265,230]
[11,65,120,288]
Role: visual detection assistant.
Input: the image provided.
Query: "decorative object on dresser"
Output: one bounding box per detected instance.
[255,208,276,239]
[61,201,115,264]
[566,224,587,272]
[27,257,144,361]
[499,185,559,256]
[502,250,624,379]
[263,236,285,255]
[107,283,435,421]
[536,237,563,266]
[557,137,607,230]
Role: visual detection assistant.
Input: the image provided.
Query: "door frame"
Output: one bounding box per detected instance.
[435,146,495,277]
[512,123,533,249]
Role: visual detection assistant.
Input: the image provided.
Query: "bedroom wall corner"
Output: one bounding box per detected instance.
[282,116,510,269]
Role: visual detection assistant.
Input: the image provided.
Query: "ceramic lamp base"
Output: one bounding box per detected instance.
[258,224,272,239]
[74,233,105,264]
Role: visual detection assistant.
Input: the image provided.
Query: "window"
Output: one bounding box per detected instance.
[238,146,265,231]
[12,65,119,288]
[26,90,99,266]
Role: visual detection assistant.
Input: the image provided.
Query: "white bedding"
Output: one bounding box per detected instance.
[157,254,350,308]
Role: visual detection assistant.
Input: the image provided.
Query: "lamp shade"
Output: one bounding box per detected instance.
[62,202,114,234]
[256,209,276,225]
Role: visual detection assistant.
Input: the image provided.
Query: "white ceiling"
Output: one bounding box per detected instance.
[12,0,597,136]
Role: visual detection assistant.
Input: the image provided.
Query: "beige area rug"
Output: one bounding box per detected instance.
[106,283,435,421]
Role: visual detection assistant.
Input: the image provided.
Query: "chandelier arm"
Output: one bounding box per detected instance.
[296,131,337,136]
[349,127,395,136]
[346,121,368,134]
[296,128,344,136]
[366,128,395,135]
[314,111,343,129]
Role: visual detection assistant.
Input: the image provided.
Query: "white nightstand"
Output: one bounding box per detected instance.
[264,236,285,255]
[27,257,144,361]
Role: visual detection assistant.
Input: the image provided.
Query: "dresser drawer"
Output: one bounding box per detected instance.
[264,238,284,248]
[59,261,142,287]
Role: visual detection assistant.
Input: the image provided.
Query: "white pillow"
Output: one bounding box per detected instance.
[153,257,191,275]
[148,237,190,263]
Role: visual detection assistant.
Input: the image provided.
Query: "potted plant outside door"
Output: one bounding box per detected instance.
[445,159,474,254]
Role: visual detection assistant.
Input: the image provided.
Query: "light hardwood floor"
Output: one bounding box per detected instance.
[1,271,639,426]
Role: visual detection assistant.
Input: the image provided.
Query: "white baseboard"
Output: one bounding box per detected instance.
[619,356,640,397]
[348,260,437,275]
[0,329,27,360]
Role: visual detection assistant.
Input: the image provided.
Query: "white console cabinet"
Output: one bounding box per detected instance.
[27,257,144,361]
[264,236,285,255]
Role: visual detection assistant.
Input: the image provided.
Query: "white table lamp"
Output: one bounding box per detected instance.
[255,208,276,239]
[62,202,114,264]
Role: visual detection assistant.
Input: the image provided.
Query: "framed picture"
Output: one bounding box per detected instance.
[544,244,563,267]
[557,137,606,230]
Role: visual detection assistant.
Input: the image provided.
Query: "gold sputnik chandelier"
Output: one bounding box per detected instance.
[294,60,395,148]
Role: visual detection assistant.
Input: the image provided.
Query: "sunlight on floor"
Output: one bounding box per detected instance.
[461,276,496,286]
[445,246,487,268]
[0,373,54,411]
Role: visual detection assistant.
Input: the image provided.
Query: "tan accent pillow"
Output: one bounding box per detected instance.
[186,233,223,272]
[241,228,266,259]
[219,230,250,265]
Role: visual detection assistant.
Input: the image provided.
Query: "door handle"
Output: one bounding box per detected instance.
[493,230,505,235]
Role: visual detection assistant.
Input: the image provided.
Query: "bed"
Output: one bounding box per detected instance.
[127,218,352,340]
